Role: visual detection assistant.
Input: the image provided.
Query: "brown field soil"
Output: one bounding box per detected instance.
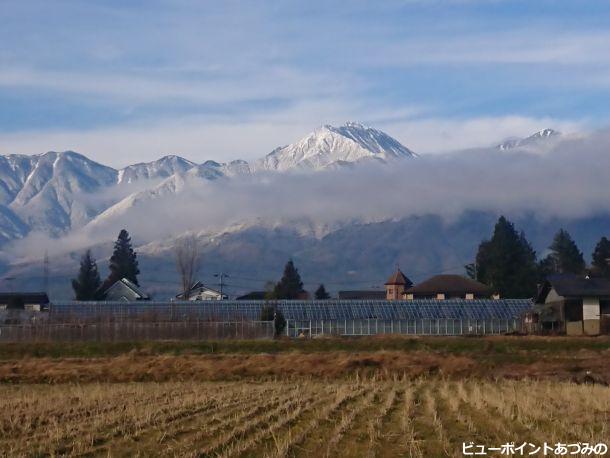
[0,379,608,457]
[0,336,609,383]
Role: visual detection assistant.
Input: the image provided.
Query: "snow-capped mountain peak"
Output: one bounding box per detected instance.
[497,128,561,150]
[0,122,413,242]
[532,128,559,139]
[255,122,416,172]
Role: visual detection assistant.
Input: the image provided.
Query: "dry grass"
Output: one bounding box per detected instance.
[1,347,609,384]
[0,379,607,457]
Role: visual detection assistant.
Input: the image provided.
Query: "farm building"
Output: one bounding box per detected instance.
[0,292,49,311]
[404,275,496,300]
[535,274,610,335]
[49,298,532,337]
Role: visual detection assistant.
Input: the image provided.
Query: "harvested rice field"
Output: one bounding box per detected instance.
[0,379,608,457]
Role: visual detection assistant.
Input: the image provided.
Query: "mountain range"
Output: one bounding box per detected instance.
[0,122,416,242]
[1,122,606,299]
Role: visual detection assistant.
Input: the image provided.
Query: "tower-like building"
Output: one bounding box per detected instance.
[384,268,413,301]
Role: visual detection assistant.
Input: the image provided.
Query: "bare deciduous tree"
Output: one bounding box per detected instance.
[175,235,201,299]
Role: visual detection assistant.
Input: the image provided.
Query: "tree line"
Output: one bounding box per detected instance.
[468,216,610,298]
[72,219,610,302]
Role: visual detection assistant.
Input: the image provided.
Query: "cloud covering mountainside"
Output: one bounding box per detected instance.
[1,122,609,298]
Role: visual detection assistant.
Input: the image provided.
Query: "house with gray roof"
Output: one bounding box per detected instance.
[175,281,227,301]
[535,274,610,335]
[104,278,150,302]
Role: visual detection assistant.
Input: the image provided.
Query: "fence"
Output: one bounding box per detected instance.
[0,321,274,342]
[286,318,521,337]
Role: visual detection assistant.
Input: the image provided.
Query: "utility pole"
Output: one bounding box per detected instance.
[214,272,229,299]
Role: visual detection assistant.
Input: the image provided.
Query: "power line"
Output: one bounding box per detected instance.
[213,272,229,297]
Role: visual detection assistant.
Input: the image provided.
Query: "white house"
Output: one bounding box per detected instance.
[176,281,227,301]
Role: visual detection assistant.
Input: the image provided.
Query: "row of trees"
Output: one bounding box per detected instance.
[469,216,610,298]
[73,221,609,302]
[72,229,140,300]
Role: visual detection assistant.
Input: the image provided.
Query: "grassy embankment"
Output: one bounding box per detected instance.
[0,336,608,383]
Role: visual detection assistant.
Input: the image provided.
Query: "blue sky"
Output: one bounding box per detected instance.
[1,0,609,166]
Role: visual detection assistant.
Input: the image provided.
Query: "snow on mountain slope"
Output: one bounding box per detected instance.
[0,122,412,243]
[199,159,251,177]
[497,128,561,150]
[7,151,118,234]
[83,161,230,235]
[0,205,28,244]
[117,155,195,185]
[0,154,39,205]
[255,122,416,172]
[0,150,253,241]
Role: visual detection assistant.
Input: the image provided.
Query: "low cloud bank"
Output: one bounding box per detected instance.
[6,128,610,260]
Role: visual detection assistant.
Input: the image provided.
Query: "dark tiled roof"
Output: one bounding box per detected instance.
[406,275,492,296]
[338,290,386,300]
[236,291,310,300]
[538,274,610,301]
[0,292,49,304]
[384,269,413,287]
[236,291,267,300]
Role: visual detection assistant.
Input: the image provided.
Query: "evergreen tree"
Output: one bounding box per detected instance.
[72,250,102,300]
[260,305,286,337]
[273,309,286,337]
[591,236,610,278]
[315,284,330,300]
[540,229,585,275]
[273,259,304,299]
[475,216,538,298]
[107,229,140,286]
